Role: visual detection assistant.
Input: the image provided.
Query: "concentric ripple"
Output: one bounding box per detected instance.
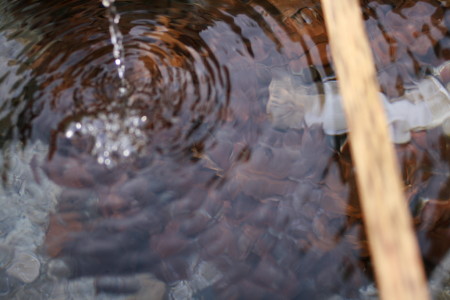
[61,13,232,166]
[3,1,232,166]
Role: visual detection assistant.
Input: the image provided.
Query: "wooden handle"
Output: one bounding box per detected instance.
[320,0,429,299]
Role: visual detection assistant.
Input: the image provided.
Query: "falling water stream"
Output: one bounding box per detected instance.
[102,0,128,97]
[64,0,149,167]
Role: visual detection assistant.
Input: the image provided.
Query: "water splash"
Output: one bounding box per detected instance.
[65,111,149,166]
[55,1,231,168]
[102,0,128,96]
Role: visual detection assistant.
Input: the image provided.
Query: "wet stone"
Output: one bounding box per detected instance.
[188,261,222,293]
[56,277,96,300]
[6,252,40,283]
[13,284,53,300]
[0,272,12,297]
[95,276,141,295]
[430,250,450,299]
[0,204,19,239]
[169,280,193,300]
[359,283,379,300]
[47,259,72,280]
[0,245,14,270]
[26,208,49,227]
[126,274,166,300]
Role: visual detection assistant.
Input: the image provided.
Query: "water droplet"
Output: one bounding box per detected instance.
[119,86,127,96]
[102,0,114,7]
[65,130,74,138]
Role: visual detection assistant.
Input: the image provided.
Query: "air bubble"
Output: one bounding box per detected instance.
[102,0,112,8]
[65,130,74,138]
[119,87,127,96]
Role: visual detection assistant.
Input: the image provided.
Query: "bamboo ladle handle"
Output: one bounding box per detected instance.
[320,0,429,299]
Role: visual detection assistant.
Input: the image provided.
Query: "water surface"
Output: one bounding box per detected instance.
[0,0,449,299]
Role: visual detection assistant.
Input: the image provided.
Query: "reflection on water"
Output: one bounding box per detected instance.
[0,0,448,299]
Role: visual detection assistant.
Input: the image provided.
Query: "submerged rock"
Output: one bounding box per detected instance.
[6,252,40,283]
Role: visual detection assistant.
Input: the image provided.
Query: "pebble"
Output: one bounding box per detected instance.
[0,204,18,239]
[64,277,97,299]
[0,272,12,296]
[95,276,141,295]
[13,285,52,300]
[359,283,379,300]
[46,274,166,300]
[326,296,346,300]
[189,261,222,292]
[6,252,40,283]
[47,259,72,280]
[430,251,450,299]
[127,274,166,300]
[0,245,14,270]
[169,280,193,300]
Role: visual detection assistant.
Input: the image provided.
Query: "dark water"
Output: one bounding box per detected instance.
[0,0,449,299]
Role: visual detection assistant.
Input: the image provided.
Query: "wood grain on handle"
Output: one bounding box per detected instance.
[320,0,429,299]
